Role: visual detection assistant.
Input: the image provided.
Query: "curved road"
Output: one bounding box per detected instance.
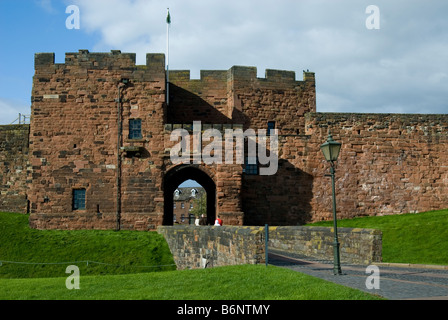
[268,251,448,300]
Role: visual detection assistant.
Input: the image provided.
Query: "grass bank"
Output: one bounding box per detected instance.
[0,264,383,300]
[0,212,384,300]
[0,212,176,278]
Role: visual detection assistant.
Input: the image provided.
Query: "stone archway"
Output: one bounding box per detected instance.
[163,164,216,225]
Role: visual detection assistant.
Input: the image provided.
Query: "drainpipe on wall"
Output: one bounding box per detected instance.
[116,79,128,231]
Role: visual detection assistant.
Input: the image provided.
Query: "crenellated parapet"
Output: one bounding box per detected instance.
[168,65,314,87]
[34,49,314,87]
[34,50,166,80]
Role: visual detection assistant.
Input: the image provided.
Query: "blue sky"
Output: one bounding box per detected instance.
[0,0,447,125]
[0,0,99,123]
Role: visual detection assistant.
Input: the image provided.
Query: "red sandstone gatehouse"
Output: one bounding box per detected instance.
[23,50,448,231]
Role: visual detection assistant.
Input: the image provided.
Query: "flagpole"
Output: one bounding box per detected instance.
[166,8,170,106]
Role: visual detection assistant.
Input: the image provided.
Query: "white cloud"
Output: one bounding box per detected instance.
[36,0,57,14]
[40,0,448,114]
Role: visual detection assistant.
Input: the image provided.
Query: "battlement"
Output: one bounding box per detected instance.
[35,50,165,74]
[35,50,314,87]
[169,70,228,82]
[169,65,314,85]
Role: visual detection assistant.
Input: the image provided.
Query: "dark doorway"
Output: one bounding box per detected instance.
[163,165,216,225]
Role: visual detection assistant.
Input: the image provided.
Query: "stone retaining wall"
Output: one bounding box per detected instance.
[158,225,382,269]
[157,225,265,269]
[268,226,382,264]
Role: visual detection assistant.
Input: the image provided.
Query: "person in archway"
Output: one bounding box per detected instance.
[199,214,207,226]
[214,215,223,226]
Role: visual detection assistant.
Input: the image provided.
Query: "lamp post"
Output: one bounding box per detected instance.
[320,133,342,275]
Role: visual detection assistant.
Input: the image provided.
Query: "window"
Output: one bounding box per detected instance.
[181,203,185,209]
[73,189,86,210]
[173,203,176,209]
[129,119,142,139]
[268,121,275,135]
[190,203,193,209]
[245,156,258,175]
[181,214,185,222]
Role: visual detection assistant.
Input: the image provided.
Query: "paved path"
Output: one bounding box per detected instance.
[268,251,448,300]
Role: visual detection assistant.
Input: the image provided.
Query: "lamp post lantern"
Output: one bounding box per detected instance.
[320,133,343,275]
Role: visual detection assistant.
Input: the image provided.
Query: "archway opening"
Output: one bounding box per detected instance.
[163,165,216,226]
[172,179,207,225]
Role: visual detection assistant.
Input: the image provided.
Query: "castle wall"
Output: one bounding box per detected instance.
[0,125,29,213]
[228,67,316,134]
[29,50,167,230]
[242,134,314,225]
[240,112,448,225]
[17,49,448,230]
[168,70,231,123]
[167,66,316,134]
[305,113,448,220]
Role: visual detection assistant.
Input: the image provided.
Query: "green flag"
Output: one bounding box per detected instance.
[166,9,171,24]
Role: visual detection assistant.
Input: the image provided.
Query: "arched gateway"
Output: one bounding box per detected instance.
[163,165,216,225]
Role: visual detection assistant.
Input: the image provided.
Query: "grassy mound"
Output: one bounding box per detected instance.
[0,212,176,278]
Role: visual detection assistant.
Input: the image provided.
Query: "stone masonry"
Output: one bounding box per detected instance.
[158,225,381,269]
[0,125,30,213]
[268,226,382,265]
[0,49,446,230]
[305,113,448,220]
[157,225,266,269]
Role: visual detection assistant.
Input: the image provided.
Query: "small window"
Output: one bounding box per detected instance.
[181,214,185,222]
[268,121,275,135]
[181,203,185,209]
[129,119,142,139]
[190,203,193,209]
[173,215,177,223]
[245,157,258,175]
[173,203,176,209]
[73,189,86,210]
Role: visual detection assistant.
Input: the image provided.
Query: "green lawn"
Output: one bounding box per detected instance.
[0,211,383,300]
[0,264,383,300]
[307,209,448,265]
[0,212,176,279]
